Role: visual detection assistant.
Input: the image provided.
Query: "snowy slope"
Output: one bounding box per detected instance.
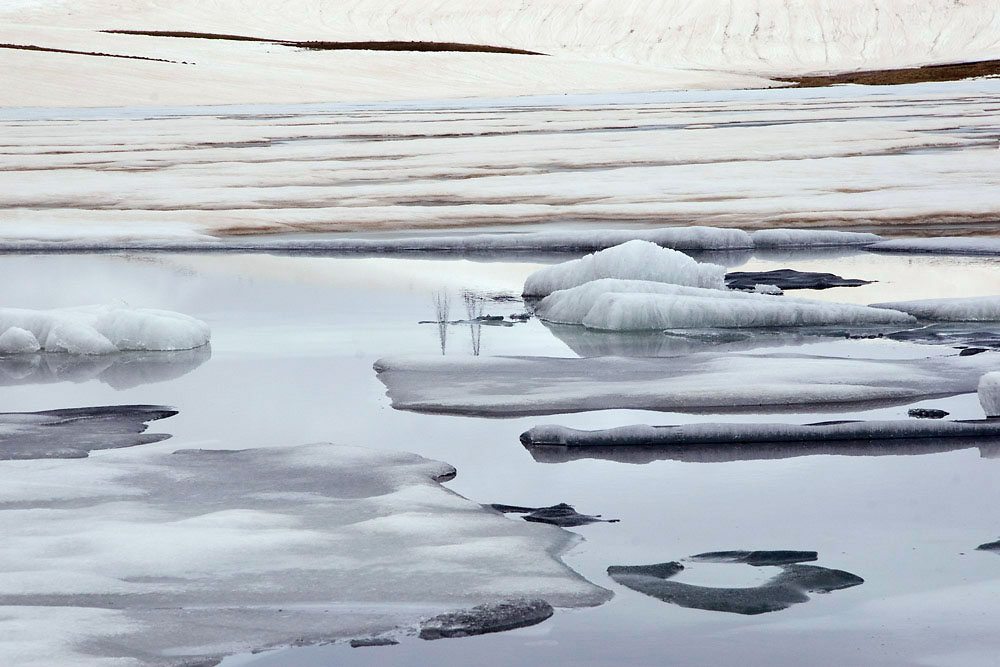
[2,0,999,105]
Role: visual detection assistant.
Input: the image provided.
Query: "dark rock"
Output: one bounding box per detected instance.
[908,408,950,419]
[476,315,505,322]
[509,312,532,321]
[976,539,1000,552]
[607,562,684,579]
[350,637,399,647]
[0,405,177,460]
[959,347,989,356]
[607,558,863,616]
[490,502,619,527]
[689,550,817,566]
[725,269,873,291]
[418,598,554,640]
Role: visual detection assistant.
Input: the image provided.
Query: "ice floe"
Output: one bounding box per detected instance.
[0,443,610,666]
[869,237,1000,256]
[533,278,913,331]
[373,351,1000,416]
[522,241,727,297]
[870,296,1000,322]
[750,230,883,248]
[0,405,176,460]
[520,418,1000,449]
[980,372,1000,418]
[0,305,210,354]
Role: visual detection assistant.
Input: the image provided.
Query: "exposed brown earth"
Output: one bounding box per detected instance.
[778,60,1000,87]
[100,30,546,55]
[0,42,184,63]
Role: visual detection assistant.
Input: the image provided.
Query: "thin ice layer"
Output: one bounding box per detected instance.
[373,351,1000,416]
[0,443,610,666]
[0,305,210,354]
[522,241,726,297]
[869,238,1000,256]
[750,229,883,247]
[870,296,1000,322]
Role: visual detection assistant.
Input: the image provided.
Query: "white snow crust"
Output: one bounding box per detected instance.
[0,305,210,354]
[980,372,1000,418]
[374,351,1000,416]
[870,296,1000,322]
[3,0,1000,106]
[535,279,914,330]
[522,241,726,297]
[0,443,610,666]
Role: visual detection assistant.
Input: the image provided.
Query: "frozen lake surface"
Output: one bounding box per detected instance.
[1,246,999,666]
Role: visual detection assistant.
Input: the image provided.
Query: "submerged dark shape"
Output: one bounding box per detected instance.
[886,324,1000,350]
[490,502,619,527]
[908,408,950,419]
[607,558,863,615]
[689,550,817,566]
[725,269,873,291]
[418,598,554,640]
[960,347,990,356]
[349,637,399,648]
[0,405,176,460]
[975,539,1000,553]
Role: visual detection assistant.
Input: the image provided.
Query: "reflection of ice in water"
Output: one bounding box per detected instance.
[0,345,211,390]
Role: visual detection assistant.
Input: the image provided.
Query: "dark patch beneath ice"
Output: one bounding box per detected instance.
[725,269,873,291]
[908,408,950,419]
[418,598,554,640]
[607,559,863,615]
[886,325,1000,351]
[975,539,1000,553]
[960,347,990,356]
[689,550,818,566]
[350,637,399,647]
[490,503,619,527]
[0,405,176,460]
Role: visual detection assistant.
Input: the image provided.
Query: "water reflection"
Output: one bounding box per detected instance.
[0,345,211,390]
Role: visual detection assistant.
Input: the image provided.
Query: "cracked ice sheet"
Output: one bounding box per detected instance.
[2,83,1000,242]
[373,351,1000,417]
[0,443,609,666]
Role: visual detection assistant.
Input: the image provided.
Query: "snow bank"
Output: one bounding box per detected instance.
[535,278,913,330]
[0,305,210,354]
[981,372,1000,418]
[374,351,1000,416]
[869,238,1000,256]
[0,443,610,666]
[522,241,726,297]
[522,419,1000,448]
[870,296,1000,321]
[751,230,883,248]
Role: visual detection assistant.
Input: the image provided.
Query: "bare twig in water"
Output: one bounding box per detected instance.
[433,291,451,356]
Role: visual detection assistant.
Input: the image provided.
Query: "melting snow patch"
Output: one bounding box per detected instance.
[0,305,210,354]
[522,241,726,297]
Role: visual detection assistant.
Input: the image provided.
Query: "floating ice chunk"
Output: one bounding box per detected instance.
[374,351,1000,416]
[580,292,914,331]
[751,229,883,248]
[0,327,39,354]
[0,305,210,354]
[869,238,1000,256]
[522,240,726,297]
[754,284,783,295]
[980,372,1000,417]
[870,296,1000,322]
[535,278,912,330]
[0,443,609,665]
[521,418,1000,448]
